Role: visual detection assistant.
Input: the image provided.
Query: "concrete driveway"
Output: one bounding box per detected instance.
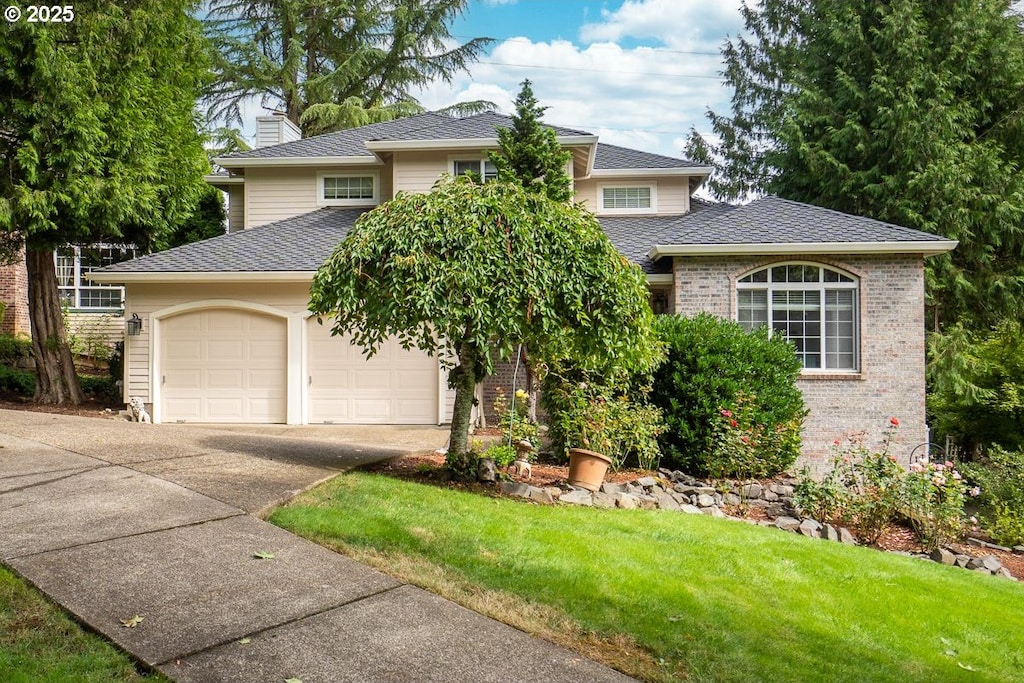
[0,408,634,683]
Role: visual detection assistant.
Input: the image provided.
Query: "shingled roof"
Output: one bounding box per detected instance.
[221,111,593,161]
[94,197,954,280]
[593,143,708,170]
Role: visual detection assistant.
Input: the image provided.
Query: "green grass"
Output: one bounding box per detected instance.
[0,565,164,683]
[271,472,1024,683]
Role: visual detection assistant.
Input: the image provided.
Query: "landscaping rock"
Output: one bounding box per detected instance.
[748,499,769,508]
[823,524,839,542]
[798,518,822,539]
[670,492,690,505]
[773,485,795,497]
[543,487,562,501]
[636,476,658,488]
[702,506,726,518]
[930,548,956,565]
[954,555,972,568]
[654,491,680,511]
[498,482,534,499]
[477,458,497,483]
[740,483,763,499]
[694,486,716,495]
[528,488,555,504]
[839,528,857,545]
[996,567,1016,580]
[673,484,697,495]
[724,493,741,506]
[696,494,716,508]
[763,490,779,502]
[1014,546,1024,555]
[766,503,787,517]
[980,555,1003,573]
[636,495,659,510]
[615,493,638,510]
[775,516,801,532]
[967,537,986,548]
[600,482,623,495]
[680,504,702,515]
[592,492,616,509]
[560,489,593,506]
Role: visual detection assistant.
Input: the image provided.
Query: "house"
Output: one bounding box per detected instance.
[90,112,956,472]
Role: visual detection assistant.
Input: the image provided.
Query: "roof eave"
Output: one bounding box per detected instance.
[589,167,713,178]
[203,174,244,186]
[364,134,599,153]
[88,271,315,284]
[649,240,959,259]
[213,156,381,168]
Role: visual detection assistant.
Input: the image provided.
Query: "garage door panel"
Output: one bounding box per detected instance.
[162,309,286,423]
[306,318,437,424]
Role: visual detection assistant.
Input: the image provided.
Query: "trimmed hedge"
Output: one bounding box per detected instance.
[651,313,806,476]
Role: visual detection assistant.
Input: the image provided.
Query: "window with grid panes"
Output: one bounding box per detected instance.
[55,245,135,310]
[322,175,375,200]
[602,186,651,210]
[736,263,858,371]
[452,159,497,182]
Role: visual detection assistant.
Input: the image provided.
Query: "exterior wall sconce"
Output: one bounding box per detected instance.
[126,313,142,336]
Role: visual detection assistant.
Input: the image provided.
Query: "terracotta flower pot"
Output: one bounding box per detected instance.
[567,448,613,492]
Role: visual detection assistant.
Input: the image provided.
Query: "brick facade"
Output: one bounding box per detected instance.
[0,256,30,336]
[672,253,928,476]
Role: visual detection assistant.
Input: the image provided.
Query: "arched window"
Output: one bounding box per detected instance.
[736,263,859,371]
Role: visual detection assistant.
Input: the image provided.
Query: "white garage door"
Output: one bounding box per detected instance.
[307,318,438,424]
[161,309,287,423]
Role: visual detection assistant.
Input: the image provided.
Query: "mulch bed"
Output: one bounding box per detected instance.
[0,395,121,419]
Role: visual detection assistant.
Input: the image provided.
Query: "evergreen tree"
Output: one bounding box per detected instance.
[0,1,209,403]
[694,0,1024,329]
[490,79,573,202]
[204,0,493,135]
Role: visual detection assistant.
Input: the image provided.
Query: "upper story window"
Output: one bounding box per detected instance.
[599,184,657,214]
[736,263,859,372]
[452,158,497,182]
[56,244,136,311]
[317,172,379,207]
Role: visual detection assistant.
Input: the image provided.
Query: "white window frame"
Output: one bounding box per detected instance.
[598,183,657,214]
[735,262,860,373]
[56,244,135,311]
[316,171,380,207]
[448,155,498,183]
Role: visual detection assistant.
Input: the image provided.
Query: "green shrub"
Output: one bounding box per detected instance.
[707,393,803,479]
[0,364,35,395]
[961,447,1024,546]
[650,313,806,476]
[541,365,664,471]
[482,443,517,468]
[493,387,538,446]
[0,333,32,365]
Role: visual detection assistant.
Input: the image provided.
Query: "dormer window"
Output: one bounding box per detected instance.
[452,158,498,182]
[317,172,379,207]
[599,184,657,214]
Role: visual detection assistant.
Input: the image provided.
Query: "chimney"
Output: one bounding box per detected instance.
[255,112,302,148]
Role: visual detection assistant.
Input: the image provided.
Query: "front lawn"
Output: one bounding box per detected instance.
[0,565,164,683]
[271,472,1024,683]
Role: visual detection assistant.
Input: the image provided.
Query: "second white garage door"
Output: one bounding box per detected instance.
[306,317,438,424]
[161,309,287,423]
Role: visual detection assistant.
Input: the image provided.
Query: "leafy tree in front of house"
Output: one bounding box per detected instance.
[0,1,210,404]
[309,175,660,475]
[688,0,1024,330]
[158,186,228,251]
[204,0,494,135]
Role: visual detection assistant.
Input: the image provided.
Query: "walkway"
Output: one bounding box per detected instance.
[0,409,633,682]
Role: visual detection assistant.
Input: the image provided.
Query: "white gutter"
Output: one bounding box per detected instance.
[589,167,713,178]
[203,174,244,185]
[87,271,315,284]
[213,156,381,168]
[646,273,673,285]
[649,240,959,259]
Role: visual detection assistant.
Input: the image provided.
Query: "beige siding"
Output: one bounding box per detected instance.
[575,176,692,215]
[68,312,124,351]
[393,151,450,194]
[227,185,244,233]
[244,165,385,228]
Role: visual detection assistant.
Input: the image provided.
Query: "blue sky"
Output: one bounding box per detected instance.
[411,0,744,158]
[236,0,746,159]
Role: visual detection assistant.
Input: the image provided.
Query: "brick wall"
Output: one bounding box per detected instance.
[0,256,30,336]
[481,356,531,426]
[672,253,928,476]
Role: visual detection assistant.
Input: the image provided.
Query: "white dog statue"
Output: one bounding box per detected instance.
[128,396,151,423]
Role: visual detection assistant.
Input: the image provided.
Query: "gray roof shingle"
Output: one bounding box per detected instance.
[99,208,366,273]
[222,112,594,160]
[658,196,949,245]
[593,143,709,170]
[97,197,950,277]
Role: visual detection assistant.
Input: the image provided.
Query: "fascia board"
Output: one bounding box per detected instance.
[649,240,959,259]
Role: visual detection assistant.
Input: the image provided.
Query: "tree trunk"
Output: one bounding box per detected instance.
[447,342,481,476]
[26,248,84,405]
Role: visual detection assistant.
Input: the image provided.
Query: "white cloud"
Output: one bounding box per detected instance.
[414,34,732,158]
[580,0,742,51]
[482,0,518,5]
